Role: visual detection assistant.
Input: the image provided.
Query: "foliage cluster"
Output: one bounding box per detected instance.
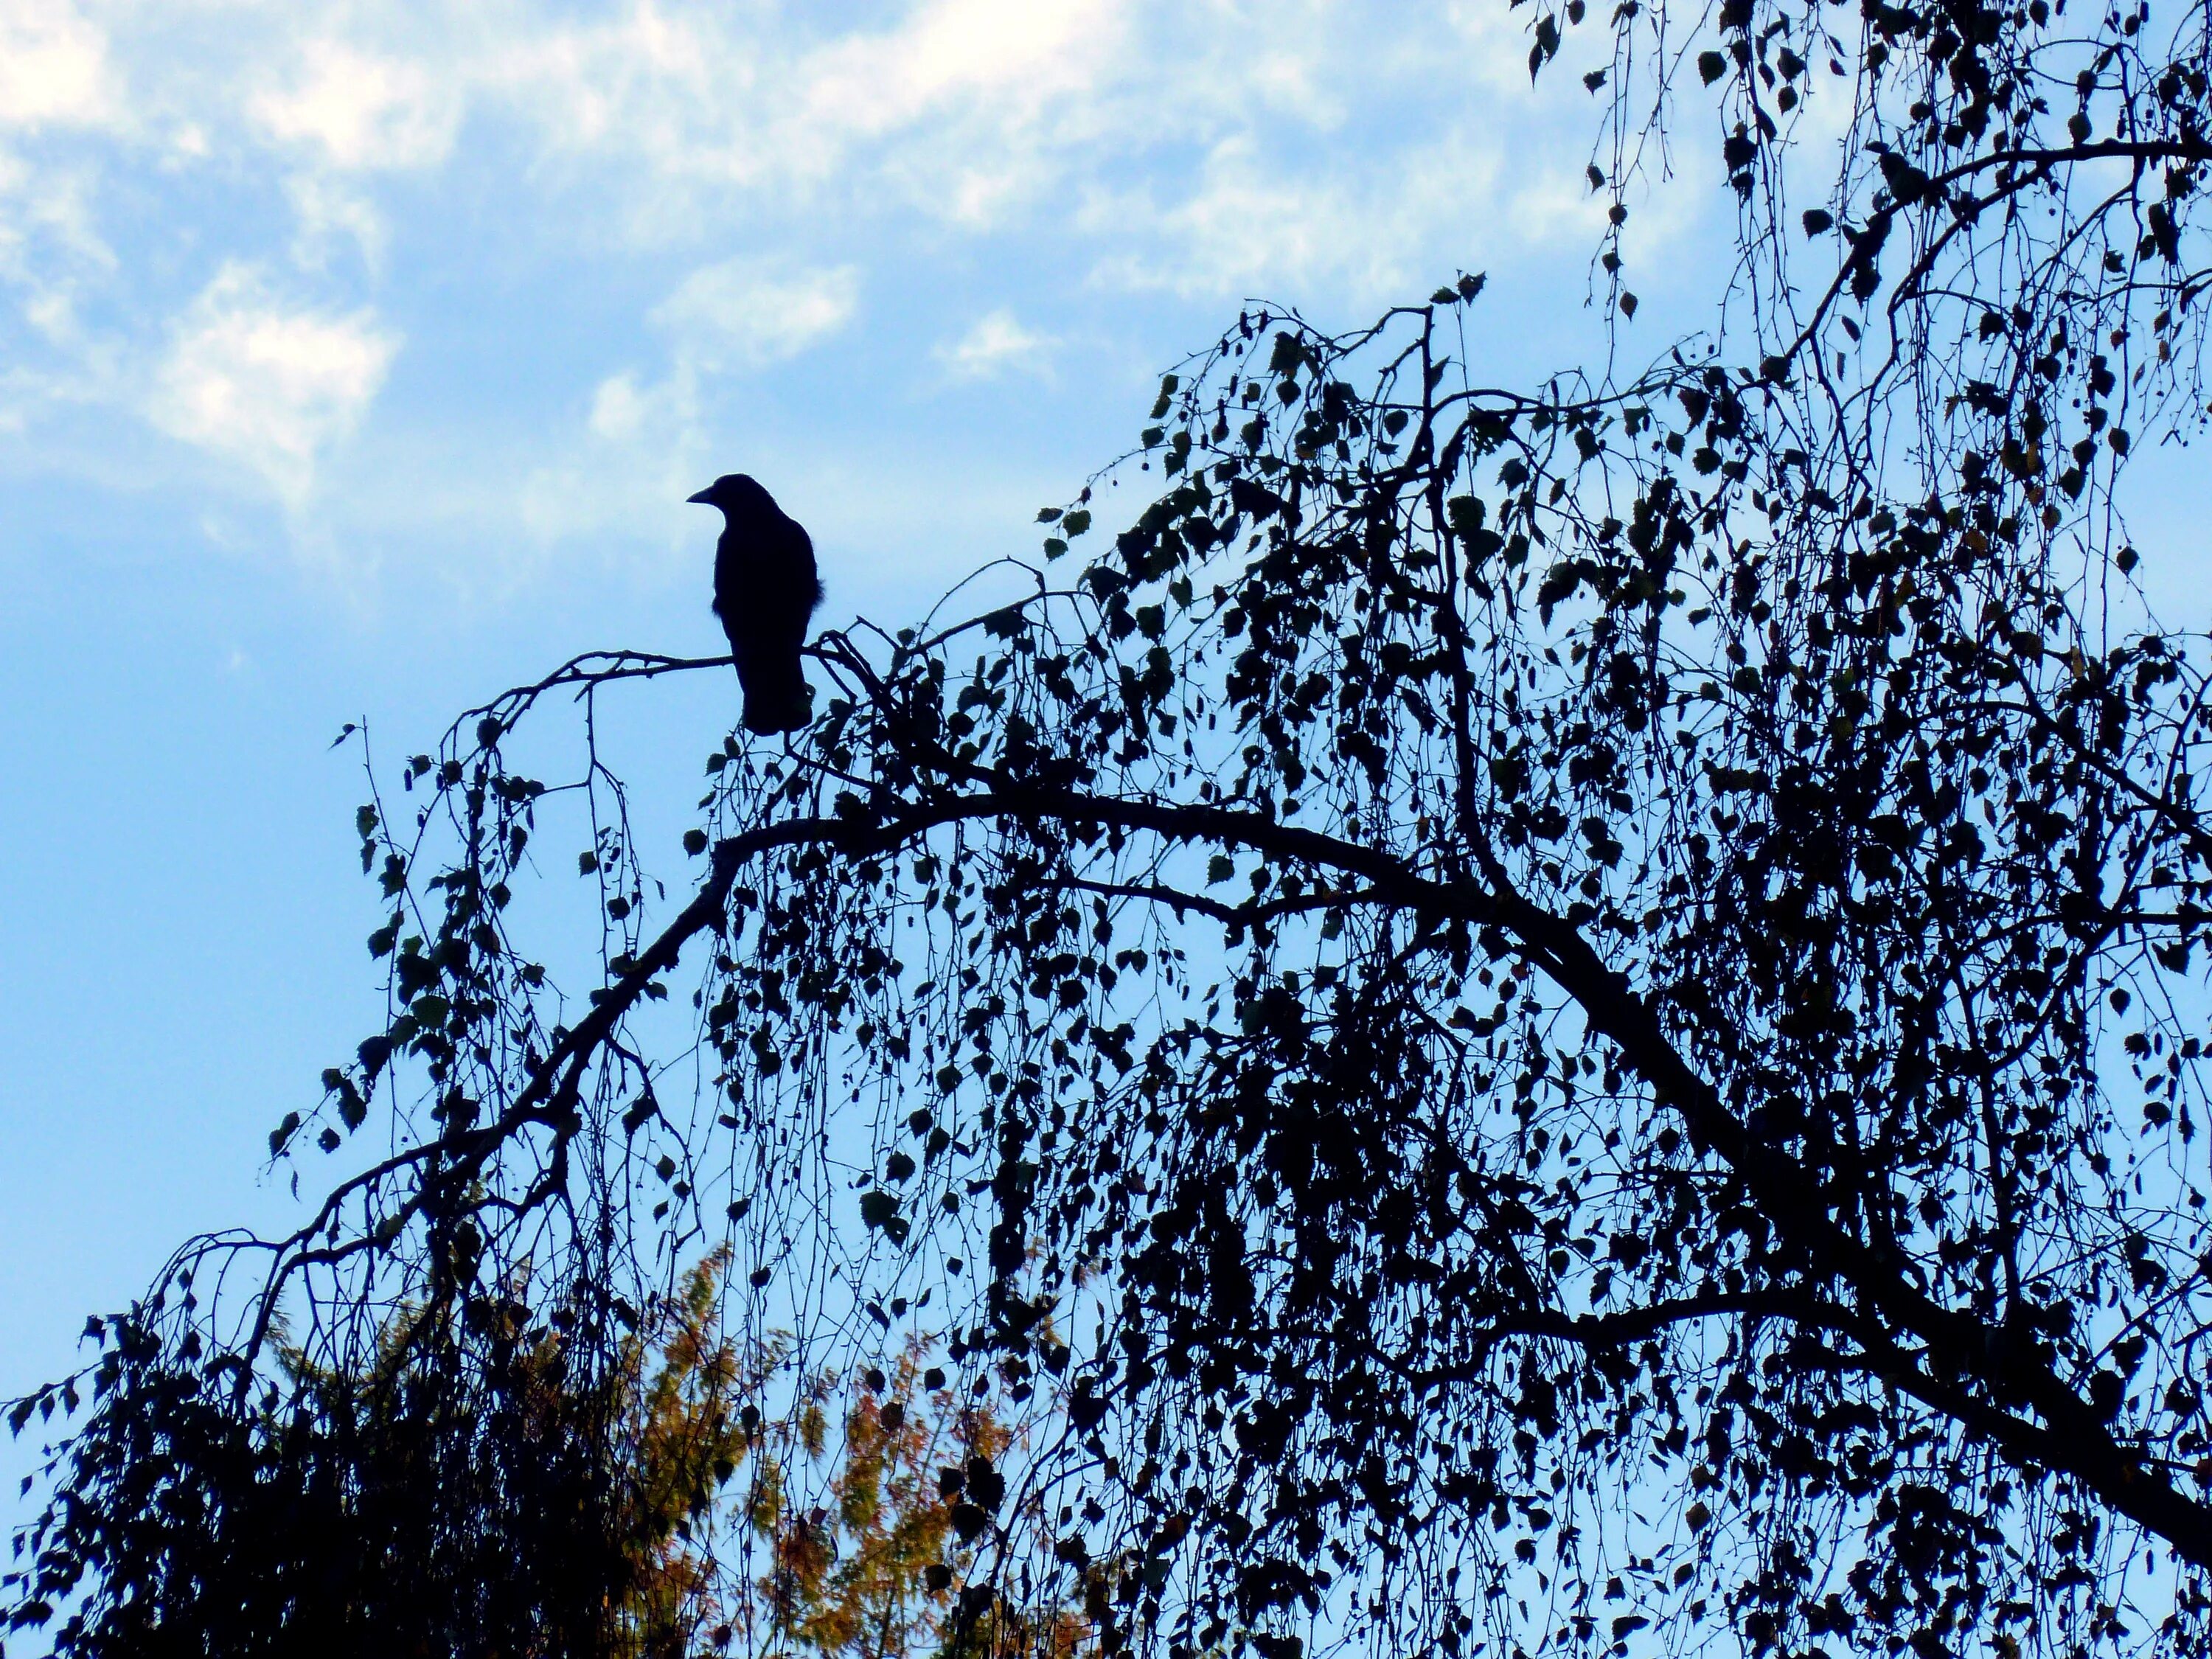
[15,0,2212,1654]
[7,1256,1035,1658]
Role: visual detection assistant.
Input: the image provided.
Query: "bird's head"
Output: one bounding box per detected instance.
[686,473,774,515]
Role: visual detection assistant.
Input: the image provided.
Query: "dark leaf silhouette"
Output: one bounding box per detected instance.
[15,1,2212,1656]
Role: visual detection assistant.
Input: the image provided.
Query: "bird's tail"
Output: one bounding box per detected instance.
[741,669,814,735]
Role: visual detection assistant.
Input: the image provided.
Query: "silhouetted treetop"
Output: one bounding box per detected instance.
[13,1,2212,1655]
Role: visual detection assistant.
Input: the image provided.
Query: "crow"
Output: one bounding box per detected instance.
[687,473,823,735]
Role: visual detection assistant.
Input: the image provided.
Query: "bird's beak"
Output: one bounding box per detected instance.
[686,487,714,504]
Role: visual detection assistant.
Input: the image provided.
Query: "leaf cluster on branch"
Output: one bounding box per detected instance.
[15,0,2212,1655]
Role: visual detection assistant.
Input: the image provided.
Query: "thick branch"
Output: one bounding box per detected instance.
[248,754,2212,1562]
[834,770,2212,1565]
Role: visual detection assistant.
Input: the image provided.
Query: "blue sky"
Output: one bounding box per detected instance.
[0,0,2019,1520]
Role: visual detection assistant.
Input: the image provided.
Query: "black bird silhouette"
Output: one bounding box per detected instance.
[688,473,823,734]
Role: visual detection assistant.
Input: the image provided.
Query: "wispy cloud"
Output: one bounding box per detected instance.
[147,263,399,503]
[936,309,1054,381]
[0,0,1703,568]
[3,0,1635,285]
[558,255,862,524]
[251,37,462,171]
[650,257,860,372]
[285,172,386,271]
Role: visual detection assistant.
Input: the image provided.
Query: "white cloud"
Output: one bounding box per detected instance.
[587,370,653,444]
[0,0,1722,574]
[0,143,111,276]
[799,0,1130,139]
[1082,133,1465,299]
[5,3,1620,312]
[251,38,459,170]
[0,0,116,130]
[936,308,1054,380]
[286,172,385,271]
[524,364,706,543]
[650,257,860,371]
[148,263,399,501]
[483,0,1134,223]
[561,254,860,532]
[0,5,116,356]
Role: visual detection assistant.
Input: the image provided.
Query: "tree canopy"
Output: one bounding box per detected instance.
[13,0,2212,1655]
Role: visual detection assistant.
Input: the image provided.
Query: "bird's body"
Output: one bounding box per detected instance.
[688,473,823,734]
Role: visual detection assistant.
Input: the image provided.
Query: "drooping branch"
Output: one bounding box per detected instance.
[276,693,2212,1565]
